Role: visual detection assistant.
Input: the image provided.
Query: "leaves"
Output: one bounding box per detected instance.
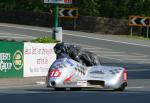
[0,0,150,18]
[31,37,57,43]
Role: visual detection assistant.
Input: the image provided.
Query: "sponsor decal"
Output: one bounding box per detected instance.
[0,50,23,72]
[51,62,66,69]
[25,46,53,55]
[90,70,104,74]
[109,69,121,75]
[66,59,74,66]
[0,42,23,77]
[64,73,74,82]
[77,80,87,87]
[13,50,23,70]
[0,53,12,72]
[90,76,104,79]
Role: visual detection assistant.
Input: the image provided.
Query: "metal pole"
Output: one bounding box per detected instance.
[49,4,53,28]
[147,27,149,38]
[130,26,133,37]
[74,18,76,30]
[52,1,59,40]
[55,3,59,28]
[59,17,61,27]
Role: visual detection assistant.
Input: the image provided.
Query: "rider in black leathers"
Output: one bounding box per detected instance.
[54,42,101,66]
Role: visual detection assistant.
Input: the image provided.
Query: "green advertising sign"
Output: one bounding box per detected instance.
[0,42,23,78]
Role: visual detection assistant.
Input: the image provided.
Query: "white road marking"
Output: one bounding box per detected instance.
[132,53,147,56]
[0,35,36,39]
[127,69,150,72]
[99,55,150,63]
[36,81,46,85]
[75,43,112,51]
[122,58,150,61]
[85,48,104,50]
[127,87,144,89]
[0,23,150,48]
[0,36,34,38]
[100,55,150,63]
[99,55,123,61]
[87,46,149,63]
[100,55,147,58]
[136,61,150,64]
[0,24,52,33]
[0,84,41,89]
[67,43,124,62]
[64,33,150,48]
[0,32,36,38]
[90,51,125,54]
[0,32,25,36]
[75,44,150,63]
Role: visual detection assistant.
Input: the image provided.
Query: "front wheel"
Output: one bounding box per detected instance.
[54,88,66,91]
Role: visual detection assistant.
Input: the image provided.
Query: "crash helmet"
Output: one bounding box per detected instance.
[54,42,66,54]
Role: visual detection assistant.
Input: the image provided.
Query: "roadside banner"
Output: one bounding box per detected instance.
[0,42,24,77]
[24,43,56,77]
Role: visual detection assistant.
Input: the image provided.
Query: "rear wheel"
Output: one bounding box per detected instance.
[70,88,82,91]
[114,83,127,91]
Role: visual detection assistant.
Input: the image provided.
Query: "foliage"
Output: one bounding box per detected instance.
[77,0,100,16]
[0,0,49,12]
[0,0,150,18]
[77,0,150,18]
[31,37,57,43]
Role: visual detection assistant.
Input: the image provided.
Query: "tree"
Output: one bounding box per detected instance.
[1,0,150,19]
[78,0,100,16]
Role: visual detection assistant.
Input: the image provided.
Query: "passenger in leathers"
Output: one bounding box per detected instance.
[54,42,101,66]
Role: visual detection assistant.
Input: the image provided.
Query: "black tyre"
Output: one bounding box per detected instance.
[54,88,66,91]
[70,88,82,91]
[114,83,127,91]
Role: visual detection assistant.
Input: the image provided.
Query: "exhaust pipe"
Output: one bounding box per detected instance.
[50,81,56,87]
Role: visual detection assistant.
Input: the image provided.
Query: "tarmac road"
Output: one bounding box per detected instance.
[0,84,150,103]
[0,23,150,103]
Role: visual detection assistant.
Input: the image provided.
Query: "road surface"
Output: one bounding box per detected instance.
[0,23,150,103]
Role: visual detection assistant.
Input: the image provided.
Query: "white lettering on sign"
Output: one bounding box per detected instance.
[0,53,12,72]
[25,47,53,55]
[0,53,11,60]
[37,57,48,65]
[0,60,12,72]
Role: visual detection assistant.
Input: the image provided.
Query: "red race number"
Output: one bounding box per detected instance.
[50,70,61,77]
